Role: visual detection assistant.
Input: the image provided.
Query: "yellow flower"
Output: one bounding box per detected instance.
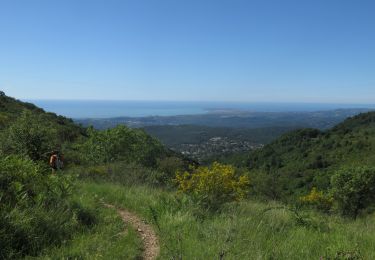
[174,162,250,207]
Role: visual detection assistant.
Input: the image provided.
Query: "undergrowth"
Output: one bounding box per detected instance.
[80,181,374,259]
[0,156,96,259]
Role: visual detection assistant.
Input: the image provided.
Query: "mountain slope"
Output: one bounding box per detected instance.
[0,91,85,140]
[247,112,375,198]
[0,91,191,170]
[0,93,188,259]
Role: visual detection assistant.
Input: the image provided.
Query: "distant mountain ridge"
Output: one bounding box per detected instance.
[75,108,373,129]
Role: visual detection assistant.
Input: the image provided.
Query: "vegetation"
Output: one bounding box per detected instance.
[0,156,95,259]
[1,111,61,161]
[246,112,375,205]
[331,167,375,218]
[0,93,83,137]
[175,162,250,211]
[2,92,375,259]
[37,184,143,259]
[143,125,292,161]
[0,92,195,258]
[299,187,333,212]
[74,125,168,167]
[65,182,373,259]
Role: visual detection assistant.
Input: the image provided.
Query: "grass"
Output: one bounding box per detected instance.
[33,185,143,260]
[75,181,375,260]
[28,178,375,259]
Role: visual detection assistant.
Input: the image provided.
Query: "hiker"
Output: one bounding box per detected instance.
[49,151,64,172]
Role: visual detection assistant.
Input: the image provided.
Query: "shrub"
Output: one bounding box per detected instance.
[76,162,169,187]
[249,170,284,200]
[175,162,250,210]
[300,187,333,212]
[0,156,93,258]
[157,156,186,184]
[323,247,363,260]
[77,126,167,167]
[0,111,59,161]
[330,166,375,218]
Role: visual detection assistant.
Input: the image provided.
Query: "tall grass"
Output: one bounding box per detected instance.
[80,181,375,259]
[72,162,171,187]
[0,156,96,259]
[35,189,143,259]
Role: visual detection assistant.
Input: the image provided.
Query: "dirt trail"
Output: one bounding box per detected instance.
[104,203,160,260]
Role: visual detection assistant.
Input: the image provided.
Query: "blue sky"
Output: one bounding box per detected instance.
[1,0,374,103]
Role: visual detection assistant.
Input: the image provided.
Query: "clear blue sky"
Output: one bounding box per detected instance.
[1,0,374,103]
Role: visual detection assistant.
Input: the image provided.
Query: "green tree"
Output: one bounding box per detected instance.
[0,111,58,161]
[331,166,375,218]
[79,125,166,167]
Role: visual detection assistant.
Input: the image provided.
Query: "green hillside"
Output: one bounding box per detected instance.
[0,92,186,259]
[0,91,85,141]
[247,111,375,200]
[3,93,375,259]
[0,92,185,166]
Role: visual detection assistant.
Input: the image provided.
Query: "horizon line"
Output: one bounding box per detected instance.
[22,98,375,106]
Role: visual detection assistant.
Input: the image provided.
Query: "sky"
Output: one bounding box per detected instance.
[0,0,374,103]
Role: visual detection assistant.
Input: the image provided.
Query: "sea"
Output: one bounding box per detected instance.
[26,100,375,119]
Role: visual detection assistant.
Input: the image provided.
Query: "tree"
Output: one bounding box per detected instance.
[0,111,58,161]
[331,166,375,218]
[78,125,166,166]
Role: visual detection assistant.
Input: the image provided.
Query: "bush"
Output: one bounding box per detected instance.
[77,126,167,167]
[249,170,284,200]
[300,187,333,212]
[324,247,363,260]
[330,166,375,218]
[0,111,59,161]
[0,156,93,258]
[175,162,250,211]
[157,156,186,184]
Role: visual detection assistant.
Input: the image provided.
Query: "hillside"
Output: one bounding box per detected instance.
[0,91,85,141]
[0,93,188,259]
[0,92,187,166]
[3,94,375,258]
[76,108,374,163]
[247,111,375,199]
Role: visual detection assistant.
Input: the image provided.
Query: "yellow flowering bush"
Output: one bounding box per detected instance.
[300,187,333,212]
[175,162,250,210]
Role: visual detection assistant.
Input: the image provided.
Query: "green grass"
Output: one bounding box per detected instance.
[28,179,375,259]
[75,181,375,260]
[33,185,143,260]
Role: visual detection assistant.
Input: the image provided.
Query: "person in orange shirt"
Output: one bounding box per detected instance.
[49,151,64,172]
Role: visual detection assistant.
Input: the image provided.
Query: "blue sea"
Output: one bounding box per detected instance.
[27,100,375,119]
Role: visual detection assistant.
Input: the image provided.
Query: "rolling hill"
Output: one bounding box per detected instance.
[3,92,375,259]
[247,111,375,199]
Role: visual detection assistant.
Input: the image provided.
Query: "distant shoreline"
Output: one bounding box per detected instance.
[25,99,375,119]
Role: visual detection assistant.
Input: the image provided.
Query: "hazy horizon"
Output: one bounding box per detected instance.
[23,98,375,105]
[26,99,375,118]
